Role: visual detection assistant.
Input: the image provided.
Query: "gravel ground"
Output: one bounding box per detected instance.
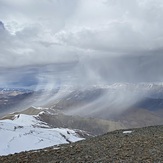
[0,125,163,163]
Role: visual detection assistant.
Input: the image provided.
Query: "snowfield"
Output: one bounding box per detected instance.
[0,114,83,156]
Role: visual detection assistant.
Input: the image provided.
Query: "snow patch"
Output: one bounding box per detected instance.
[123,130,132,134]
[0,114,83,156]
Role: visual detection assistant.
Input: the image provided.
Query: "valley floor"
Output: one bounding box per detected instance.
[0,125,163,163]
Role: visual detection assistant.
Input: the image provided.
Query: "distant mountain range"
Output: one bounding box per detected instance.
[0,83,163,155]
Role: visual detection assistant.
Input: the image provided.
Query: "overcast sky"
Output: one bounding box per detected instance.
[1,0,163,88]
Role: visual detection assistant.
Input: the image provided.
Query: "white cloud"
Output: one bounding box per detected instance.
[0,0,163,68]
[55,0,163,54]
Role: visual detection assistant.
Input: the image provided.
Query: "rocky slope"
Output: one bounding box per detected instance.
[0,125,163,163]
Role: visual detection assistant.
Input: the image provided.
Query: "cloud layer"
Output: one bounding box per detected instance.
[1,0,163,87]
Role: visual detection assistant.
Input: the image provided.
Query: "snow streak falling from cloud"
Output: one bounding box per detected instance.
[1,0,163,113]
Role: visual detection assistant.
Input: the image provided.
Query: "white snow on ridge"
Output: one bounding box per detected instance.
[0,114,83,156]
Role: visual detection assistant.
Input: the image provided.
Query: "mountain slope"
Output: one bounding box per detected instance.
[1,107,125,135]
[0,125,163,162]
[115,108,163,128]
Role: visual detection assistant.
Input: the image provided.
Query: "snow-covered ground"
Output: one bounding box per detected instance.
[0,114,83,156]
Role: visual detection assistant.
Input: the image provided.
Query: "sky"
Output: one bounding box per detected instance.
[1,0,163,89]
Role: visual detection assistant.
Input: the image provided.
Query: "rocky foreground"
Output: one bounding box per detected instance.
[0,125,163,163]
